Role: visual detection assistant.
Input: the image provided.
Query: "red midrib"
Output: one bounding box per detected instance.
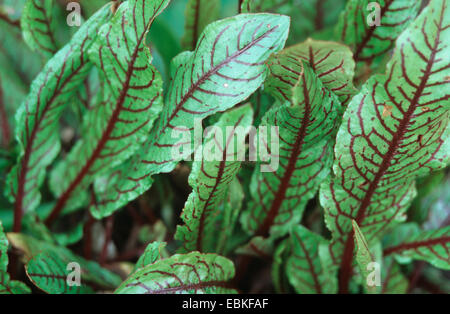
[256,73,311,237]
[196,159,225,251]
[383,236,450,256]
[13,61,83,232]
[45,29,148,226]
[196,116,245,251]
[338,7,444,293]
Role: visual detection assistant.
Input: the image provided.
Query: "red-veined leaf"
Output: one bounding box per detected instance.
[265,38,356,105]
[175,104,253,253]
[115,252,236,294]
[384,226,450,270]
[336,0,420,63]
[319,0,450,293]
[89,13,290,219]
[6,4,113,231]
[241,63,341,237]
[181,0,220,51]
[44,0,168,224]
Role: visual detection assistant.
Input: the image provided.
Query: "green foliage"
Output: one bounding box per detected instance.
[133,241,167,271]
[286,225,336,294]
[21,0,59,58]
[0,222,30,293]
[7,232,122,291]
[25,251,94,293]
[47,0,168,219]
[89,12,290,219]
[319,0,450,292]
[352,220,379,294]
[182,0,220,51]
[242,0,347,44]
[6,4,113,219]
[384,226,450,270]
[241,63,341,238]
[381,256,408,294]
[0,0,448,295]
[336,0,420,64]
[115,252,236,294]
[175,104,253,253]
[265,38,356,104]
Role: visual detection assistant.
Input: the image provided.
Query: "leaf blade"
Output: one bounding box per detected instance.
[241,63,341,237]
[320,0,450,291]
[115,252,236,294]
[21,0,59,57]
[337,0,420,63]
[7,4,113,227]
[182,0,220,51]
[46,0,167,222]
[175,104,253,253]
[90,13,290,219]
[384,226,450,270]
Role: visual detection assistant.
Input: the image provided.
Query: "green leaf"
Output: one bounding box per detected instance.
[409,170,446,226]
[182,0,220,51]
[271,239,290,293]
[336,0,420,63]
[175,104,253,253]
[241,0,346,44]
[1,280,30,294]
[6,4,113,223]
[0,8,43,84]
[45,0,168,221]
[384,226,450,270]
[319,0,450,291]
[286,225,336,294]
[115,252,236,294]
[53,222,84,246]
[0,14,43,144]
[134,241,167,271]
[21,0,59,58]
[215,177,244,255]
[236,236,274,258]
[381,257,408,294]
[0,63,26,147]
[90,13,290,219]
[25,251,93,294]
[419,264,450,293]
[148,19,182,82]
[241,63,341,237]
[382,222,421,249]
[0,222,7,273]
[0,222,31,294]
[352,220,379,294]
[7,232,122,290]
[317,242,339,293]
[265,38,356,105]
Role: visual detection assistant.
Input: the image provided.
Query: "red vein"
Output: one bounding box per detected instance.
[383,236,450,256]
[195,115,245,251]
[255,72,311,237]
